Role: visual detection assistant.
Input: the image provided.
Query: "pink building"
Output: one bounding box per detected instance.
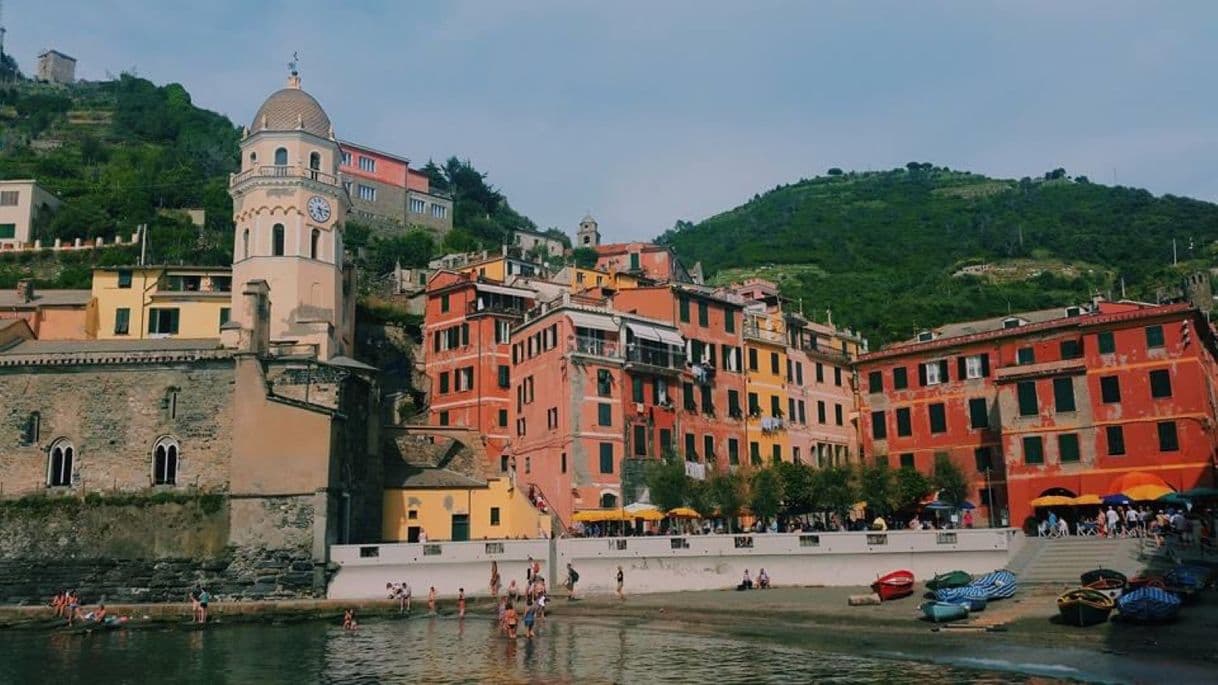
[338,140,452,232]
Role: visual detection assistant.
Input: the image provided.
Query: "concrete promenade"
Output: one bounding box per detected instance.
[327,528,1017,600]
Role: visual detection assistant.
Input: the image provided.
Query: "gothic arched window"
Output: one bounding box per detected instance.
[309,152,321,180]
[153,436,179,486]
[242,229,250,259]
[272,224,285,256]
[47,438,74,487]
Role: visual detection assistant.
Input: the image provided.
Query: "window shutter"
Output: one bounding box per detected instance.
[980,353,990,377]
[957,357,967,380]
[939,360,949,382]
[918,363,927,386]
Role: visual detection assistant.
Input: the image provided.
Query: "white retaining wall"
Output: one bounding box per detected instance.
[328,529,1016,600]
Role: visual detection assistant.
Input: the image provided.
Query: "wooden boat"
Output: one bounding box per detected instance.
[920,600,969,623]
[1127,574,1166,590]
[1117,587,1181,623]
[935,585,988,612]
[1058,588,1115,627]
[871,570,915,601]
[1084,576,1125,601]
[969,570,1018,600]
[1080,568,1127,587]
[926,570,972,592]
[1165,565,1207,592]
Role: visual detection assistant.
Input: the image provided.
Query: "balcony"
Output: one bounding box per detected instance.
[232,165,340,188]
[743,324,785,345]
[624,344,685,375]
[467,300,526,318]
[573,335,622,360]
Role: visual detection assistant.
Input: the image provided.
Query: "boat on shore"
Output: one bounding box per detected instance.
[871,570,915,601]
[1080,568,1127,587]
[919,600,969,623]
[926,570,972,592]
[934,585,988,612]
[1117,587,1181,623]
[1084,576,1125,601]
[969,570,1018,600]
[1127,574,1166,590]
[1057,588,1115,627]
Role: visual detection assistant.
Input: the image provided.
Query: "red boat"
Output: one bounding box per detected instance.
[1128,574,1166,590]
[871,570,915,601]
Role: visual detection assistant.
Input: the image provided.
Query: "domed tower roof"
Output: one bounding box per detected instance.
[250,76,332,138]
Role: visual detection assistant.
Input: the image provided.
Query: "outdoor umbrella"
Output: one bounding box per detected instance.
[667,507,702,518]
[1070,494,1102,506]
[959,501,977,510]
[923,501,954,510]
[1030,495,1074,507]
[1157,492,1191,507]
[1123,484,1173,501]
[1183,487,1218,499]
[1101,494,1133,506]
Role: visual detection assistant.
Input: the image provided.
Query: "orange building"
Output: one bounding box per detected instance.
[0,281,89,340]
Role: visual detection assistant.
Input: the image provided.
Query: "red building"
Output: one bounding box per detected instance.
[857,300,1218,527]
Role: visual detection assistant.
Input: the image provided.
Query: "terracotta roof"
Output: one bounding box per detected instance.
[0,289,91,308]
[251,87,331,137]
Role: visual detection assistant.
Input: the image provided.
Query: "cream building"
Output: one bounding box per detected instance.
[0,180,61,249]
[225,69,355,359]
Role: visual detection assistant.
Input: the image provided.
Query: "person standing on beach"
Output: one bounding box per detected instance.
[615,566,625,600]
[428,586,437,614]
[458,588,466,618]
[490,561,501,600]
[523,599,537,639]
[197,587,211,624]
[504,601,519,639]
[565,563,579,600]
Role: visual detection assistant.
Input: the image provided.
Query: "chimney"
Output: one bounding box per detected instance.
[241,280,271,355]
[15,279,34,303]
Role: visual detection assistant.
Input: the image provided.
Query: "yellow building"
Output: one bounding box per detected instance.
[743,308,791,463]
[459,254,542,282]
[90,266,233,340]
[382,473,550,542]
[556,265,640,292]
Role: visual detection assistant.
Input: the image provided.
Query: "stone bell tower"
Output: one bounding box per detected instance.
[577,213,600,248]
[226,64,353,359]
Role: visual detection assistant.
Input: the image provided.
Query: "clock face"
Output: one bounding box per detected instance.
[308,196,332,223]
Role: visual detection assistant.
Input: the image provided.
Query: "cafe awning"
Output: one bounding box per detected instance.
[567,311,618,333]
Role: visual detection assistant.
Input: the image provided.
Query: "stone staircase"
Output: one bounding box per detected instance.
[1008,535,1159,584]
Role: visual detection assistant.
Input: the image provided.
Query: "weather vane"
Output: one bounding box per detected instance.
[289,51,299,76]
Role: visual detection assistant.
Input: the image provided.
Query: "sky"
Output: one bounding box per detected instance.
[6,1,1218,241]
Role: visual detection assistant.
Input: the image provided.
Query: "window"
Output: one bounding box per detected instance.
[0,190,18,205]
[633,425,647,457]
[153,437,179,485]
[219,308,230,328]
[685,383,698,412]
[770,352,780,375]
[728,389,741,417]
[439,372,450,394]
[357,184,376,201]
[147,308,180,335]
[1060,339,1082,360]
[893,367,908,390]
[598,369,612,396]
[1158,421,1179,451]
[1017,381,1038,417]
[498,409,508,427]
[20,412,40,446]
[728,438,740,465]
[498,365,510,389]
[440,294,450,313]
[793,446,802,464]
[359,156,376,172]
[632,377,645,403]
[340,150,352,166]
[928,403,947,434]
[678,296,690,323]
[868,371,883,393]
[598,403,612,426]
[771,395,781,417]
[1100,376,1121,403]
[242,229,250,258]
[1058,434,1080,463]
[274,147,287,165]
[899,453,914,469]
[834,367,843,386]
[1017,347,1035,365]
[1146,325,1165,349]
[922,360,947,385]
[835,403,843,426]
[599,443,614,473]
[697,301,709,326]
[272,224,285,256]
[968,398,988,429]
[166,388,178,419]
[47,439,74,487]
[749,442,761,465]
[795,362,803,385]
[114,307,130,335]
[1149,369,1172,398]
[0,224,13,240]
[1107,426,1125,456]
[974,447,992,471]
[725,312,735,333]
[310,229,320,260]
[561,452,567,473]
[431,204,447,219]
[896,407,912,437]
[704,435,715,461]
[1053,377,1076,412]
[963,354,988,379]
[117,270,133,288]
[817,400,826,424]
[490,507,501,526]
[748,348,758,371]
[1023,436,1044,464]
[772,444,782,463]
[410,197,426,213]
[1097,331,1115,354]
[701,385,714,414]
[871,411,887,439]
[798,400,806,423]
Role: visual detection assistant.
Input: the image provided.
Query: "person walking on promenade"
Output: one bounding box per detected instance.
[490,561,501,600]
[565,563,579,600]
[615,566,625,600]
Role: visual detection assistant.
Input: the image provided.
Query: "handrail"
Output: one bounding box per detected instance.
[527,482,567,536]
[232,165,340,186]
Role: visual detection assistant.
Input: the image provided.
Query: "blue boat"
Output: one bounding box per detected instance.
[1117,587,1181,623]
[920,600,969,622]
[1165,565,1208,592]
[969,569,1018,600]
[935,585,988,611]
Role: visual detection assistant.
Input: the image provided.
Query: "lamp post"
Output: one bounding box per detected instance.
[984,467,994,528]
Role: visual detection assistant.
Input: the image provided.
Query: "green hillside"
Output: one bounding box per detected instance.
[659,165,1218,344]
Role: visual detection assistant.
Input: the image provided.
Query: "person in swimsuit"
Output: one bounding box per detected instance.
[616,566,625,600]
[504,602,519,639]
[428,586,437,614]
[507,579,519,602]
[343,608,358,631]
[457,588,466,618]
[66,590,81,627]
[197,587,211,624]
[566,564,579,600]
[523,599,537,638]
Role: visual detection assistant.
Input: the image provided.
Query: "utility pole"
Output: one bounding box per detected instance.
[1173,239,1178,266]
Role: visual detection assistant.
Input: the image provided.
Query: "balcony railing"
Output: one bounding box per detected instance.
[625,344,686,370]
[468,300,526,317]
[232,165,340,187]
[742,324,785,345]
[573,335,621,359]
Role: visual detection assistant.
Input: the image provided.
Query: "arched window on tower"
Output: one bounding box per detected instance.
[242,229,250,259]
[310,228,320,260]
[47,438,74,487]
[309,152,321,180]
[248,151,257,169]
[272,224,285,256]
[274,147,288,166]
[153,436,179,486]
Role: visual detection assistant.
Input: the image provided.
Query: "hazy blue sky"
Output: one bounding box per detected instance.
[7,2,1217,240]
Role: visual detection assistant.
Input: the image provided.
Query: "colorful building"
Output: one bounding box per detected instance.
[0,280,89,340]
[857,300,1218,527]
[742,306,790,464]
[0,179,61,250]
[784,312,866,466]
[90,266,233,340]
[337,139,453,233]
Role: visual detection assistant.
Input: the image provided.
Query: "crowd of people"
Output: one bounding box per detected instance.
[1037,505,1214,547]
[49,589,129,629]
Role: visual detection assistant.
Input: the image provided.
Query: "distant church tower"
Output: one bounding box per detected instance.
[577,213,600,248]
[227,63,353,359]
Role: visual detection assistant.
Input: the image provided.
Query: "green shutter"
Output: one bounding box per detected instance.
[1023,436,1044,464]
[1146,325,1165,348]
[1017,381,1038,416]
[598,402,612,426]
[599,443,614,473]
[928,403,946,433]
[1058,433,1080,462]
[1053,377,1076,412]
[968,398,988,429]
[1097,331,1115,354]
[678,296,690,322]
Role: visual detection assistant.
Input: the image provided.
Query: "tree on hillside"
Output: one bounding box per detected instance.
[749,467,783,526]
[709,471,745,532]
[932,453,969,506]
[572,247,598,269]
[542,227,572,249]
[645,450,689,512]
[367,230,436,276]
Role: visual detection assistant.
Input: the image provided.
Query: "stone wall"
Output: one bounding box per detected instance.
[0,360,235,496]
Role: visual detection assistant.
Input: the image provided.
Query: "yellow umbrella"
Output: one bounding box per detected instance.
[632,509,665,522]
[1070,494,1102,506]
[667,507,702,519]
[1029,495,1074,507]
[572,509,623,522]
[1124,484,1174,501]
